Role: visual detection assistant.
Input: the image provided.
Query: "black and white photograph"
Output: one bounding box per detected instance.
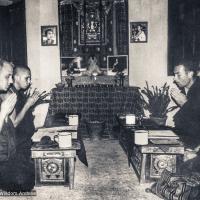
[107,55,128,75]
[61,57,84,76]
[0,0,200,199]
[41,25,57,46]
[130,22,148,43]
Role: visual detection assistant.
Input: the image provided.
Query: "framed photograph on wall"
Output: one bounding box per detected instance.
[130,22,148,43]
[41,25,58,46]
[107,55,128,76]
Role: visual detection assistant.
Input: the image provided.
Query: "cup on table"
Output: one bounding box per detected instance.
[54,132,72,148]
[68,115,79,126]
[125,114,136,125]
[134,130,148,145]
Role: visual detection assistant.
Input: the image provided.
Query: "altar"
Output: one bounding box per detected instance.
[45,85,143,136]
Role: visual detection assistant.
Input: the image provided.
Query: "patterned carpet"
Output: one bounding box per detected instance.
[5,139,162,200]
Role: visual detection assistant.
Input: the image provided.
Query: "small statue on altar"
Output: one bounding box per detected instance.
[68,57,82,75]
[84,55,102,76]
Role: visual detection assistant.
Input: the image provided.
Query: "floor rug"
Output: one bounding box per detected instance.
[8,140,161,200]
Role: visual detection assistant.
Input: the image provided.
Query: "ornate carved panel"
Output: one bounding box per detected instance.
[150,154,176,178]
[79,2,106,45]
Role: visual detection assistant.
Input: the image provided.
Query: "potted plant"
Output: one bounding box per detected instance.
[141,81,171,126]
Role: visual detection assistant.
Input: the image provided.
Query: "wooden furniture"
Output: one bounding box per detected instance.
[31,141,80,189]
[118,118,185,184]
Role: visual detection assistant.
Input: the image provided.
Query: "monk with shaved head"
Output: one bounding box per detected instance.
[10,66,46,156]
[13,66,31,91]
[0,65,46,192]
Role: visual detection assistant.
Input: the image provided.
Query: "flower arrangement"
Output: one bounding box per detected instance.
[141,81,171,118]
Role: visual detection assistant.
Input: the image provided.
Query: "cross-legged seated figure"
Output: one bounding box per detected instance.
[170,61,200,174]
[171,61,200,149]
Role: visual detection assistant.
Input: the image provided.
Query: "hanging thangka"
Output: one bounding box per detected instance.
[79,1,107,45]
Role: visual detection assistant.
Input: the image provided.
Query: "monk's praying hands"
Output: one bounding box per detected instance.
[170,88,187,107]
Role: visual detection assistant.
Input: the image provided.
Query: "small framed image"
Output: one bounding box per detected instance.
[41,25,58,46]
[130,22,148,43]
[107,55,128,76]
[61,57,83,76]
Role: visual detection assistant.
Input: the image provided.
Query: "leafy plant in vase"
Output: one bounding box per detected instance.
[141,81,171,126]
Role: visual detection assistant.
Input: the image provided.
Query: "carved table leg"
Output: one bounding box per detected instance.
[140,153,147,184]
[68,157,75,189]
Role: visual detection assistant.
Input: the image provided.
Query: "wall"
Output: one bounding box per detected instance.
[128,0,177,126]
[26,0,170,90]
[25,0,176,126]
[25,0,60,92]
[0,7,10,60]
[129,0,170,88]
[25,0,61,127]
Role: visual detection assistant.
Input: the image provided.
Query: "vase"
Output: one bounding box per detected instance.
[86,120,105,140]
[150,116,167,126]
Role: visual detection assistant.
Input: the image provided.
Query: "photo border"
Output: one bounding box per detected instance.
[107,55,128,76]
[61,57,77,77]
[130,22,148,43]
[41,25,58,46]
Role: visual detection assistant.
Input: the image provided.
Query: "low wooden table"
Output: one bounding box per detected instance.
[117,116,185,184]
[132,139,184,183]
[31,141,80,189]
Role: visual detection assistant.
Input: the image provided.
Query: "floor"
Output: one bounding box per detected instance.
[1,139,162,200]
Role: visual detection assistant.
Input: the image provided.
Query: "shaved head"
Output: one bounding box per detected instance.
[13,66,31,90]
[13,66,31,77]
[0,59,14,91]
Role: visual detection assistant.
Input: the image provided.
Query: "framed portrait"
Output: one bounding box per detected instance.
[130,22,148,43]
[61,57,84,77]
[41,25,58,46]
[107,55,128,76]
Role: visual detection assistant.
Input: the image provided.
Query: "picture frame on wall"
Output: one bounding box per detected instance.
[41,25,58,46]
[107,55,128,76]
[130,22,148,43]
